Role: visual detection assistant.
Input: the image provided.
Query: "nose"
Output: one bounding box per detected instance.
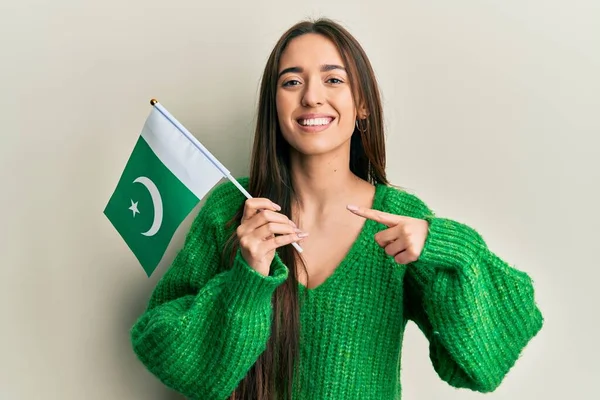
[301,79,325,108]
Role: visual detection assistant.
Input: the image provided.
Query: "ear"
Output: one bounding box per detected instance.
[357,102,369,120]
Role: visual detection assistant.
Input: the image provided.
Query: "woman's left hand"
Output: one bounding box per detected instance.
[347,205,429,264]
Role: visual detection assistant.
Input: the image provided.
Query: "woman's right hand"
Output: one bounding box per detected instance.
[236,198,308,276]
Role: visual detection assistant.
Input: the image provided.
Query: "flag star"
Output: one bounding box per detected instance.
[129,199,140,217]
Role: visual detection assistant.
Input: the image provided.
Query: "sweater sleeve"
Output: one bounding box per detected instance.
[129,188,288,399]
[403,202,544,393]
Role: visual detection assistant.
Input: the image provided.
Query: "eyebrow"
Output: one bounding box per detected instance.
[277,64,346,80]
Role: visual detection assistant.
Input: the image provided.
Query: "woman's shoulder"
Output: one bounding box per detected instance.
[207,176,249,201]
[198,176,249,224]
[378,182,436,220]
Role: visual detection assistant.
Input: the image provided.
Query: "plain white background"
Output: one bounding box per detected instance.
[1,0,598,399]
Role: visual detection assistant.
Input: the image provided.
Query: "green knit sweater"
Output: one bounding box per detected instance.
[130,177,543,399]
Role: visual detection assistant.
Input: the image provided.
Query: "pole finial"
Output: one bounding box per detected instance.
[150,98,158,106]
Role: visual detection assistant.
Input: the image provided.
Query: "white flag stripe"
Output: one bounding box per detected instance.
[141,107,224,200]
[153,102,231,177]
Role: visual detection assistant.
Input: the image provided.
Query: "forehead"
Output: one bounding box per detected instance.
[279,33,345,69]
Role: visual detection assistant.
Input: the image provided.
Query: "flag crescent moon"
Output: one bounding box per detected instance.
[133,176,163,237]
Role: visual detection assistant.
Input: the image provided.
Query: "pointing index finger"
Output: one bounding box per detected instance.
[346,204,400,227]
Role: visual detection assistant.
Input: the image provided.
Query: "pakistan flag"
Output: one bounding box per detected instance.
[104,104,225,276]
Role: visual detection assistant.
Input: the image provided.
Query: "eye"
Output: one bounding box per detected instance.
[282,79,301,87]
[327,78,344,84]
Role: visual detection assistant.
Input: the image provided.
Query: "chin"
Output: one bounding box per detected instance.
[287,137,351,157]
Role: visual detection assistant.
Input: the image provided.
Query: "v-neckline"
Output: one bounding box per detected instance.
[297,182,387,294]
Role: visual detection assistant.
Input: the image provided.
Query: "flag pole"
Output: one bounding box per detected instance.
[149,99,303,253]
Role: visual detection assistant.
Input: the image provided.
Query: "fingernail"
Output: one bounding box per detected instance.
[347,204,359,211]
[272,203,281,211]
[297,232,309,238]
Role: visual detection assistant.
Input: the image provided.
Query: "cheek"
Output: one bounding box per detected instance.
[338,98,357,133]
[276,93,294,127]
[336,88,357,121]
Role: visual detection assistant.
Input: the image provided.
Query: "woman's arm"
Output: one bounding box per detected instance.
[404,214,544,392]
[130,184,288,399]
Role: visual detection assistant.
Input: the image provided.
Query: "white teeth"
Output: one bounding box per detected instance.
[299,118,331,126]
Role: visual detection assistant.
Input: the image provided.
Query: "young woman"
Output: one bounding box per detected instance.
[130,18,543,400]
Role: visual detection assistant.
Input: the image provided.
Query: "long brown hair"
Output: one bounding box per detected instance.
[225,17,388,399]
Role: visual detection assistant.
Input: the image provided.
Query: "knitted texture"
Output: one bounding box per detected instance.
[130,178,543,399]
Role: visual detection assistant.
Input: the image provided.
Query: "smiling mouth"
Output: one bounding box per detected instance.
[297,117,335,126]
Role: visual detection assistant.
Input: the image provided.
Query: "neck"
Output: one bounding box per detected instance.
[289,149,362,217]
